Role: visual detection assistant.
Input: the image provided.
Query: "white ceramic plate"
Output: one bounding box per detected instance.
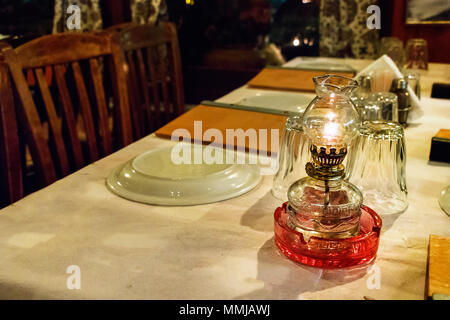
[292,61,355,73]
[238,93,313,113]
[106,145,261,206]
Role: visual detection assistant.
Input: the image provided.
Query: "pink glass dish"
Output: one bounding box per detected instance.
[274,202,382,268]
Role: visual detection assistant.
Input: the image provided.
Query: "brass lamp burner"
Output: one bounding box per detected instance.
[305,145,347,181]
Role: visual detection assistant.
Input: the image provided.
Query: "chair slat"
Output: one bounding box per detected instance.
[168,40,185,116]
[89,58,112,155]
[109,35,133,147]
[0,60,23,205]
[2,48,57,185]
[34,68,71,176]
[71,61,99,162]
[126,51,144,138]
[157,45,172,122]
[135,48,153,130]
[124,55,142,139]
[146,47,162,128]
[54,64,84,169]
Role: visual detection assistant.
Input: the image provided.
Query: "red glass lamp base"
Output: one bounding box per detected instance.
[274,202,382,269]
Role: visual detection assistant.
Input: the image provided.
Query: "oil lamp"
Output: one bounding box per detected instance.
[274,75,382,268]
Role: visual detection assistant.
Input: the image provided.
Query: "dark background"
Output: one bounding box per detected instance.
[1,0,448,104]
[0,0,448,63]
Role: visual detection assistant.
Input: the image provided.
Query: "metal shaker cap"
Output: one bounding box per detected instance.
[391,78,408,90]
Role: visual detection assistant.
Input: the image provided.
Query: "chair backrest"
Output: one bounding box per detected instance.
[114,22,184,138]
[106,22,135,34]
[0,55,23,207]
[1,32,133,187]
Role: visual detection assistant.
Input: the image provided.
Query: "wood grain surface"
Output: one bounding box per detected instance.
[427,234,450,298]
[247,68,355,92]
[155,105,287,155]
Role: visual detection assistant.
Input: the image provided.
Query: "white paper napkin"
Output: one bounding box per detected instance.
[355,55,423,121]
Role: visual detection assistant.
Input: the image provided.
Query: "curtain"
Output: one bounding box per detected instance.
[53,0,103,33]
[130,0,168,25]
[319,0,379,59]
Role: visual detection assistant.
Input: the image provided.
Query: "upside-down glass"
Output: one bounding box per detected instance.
[439,185,450,216]
[346,121,408,215]
[404,69,421,99]
[352,92,398,122]
[352,97,382,121]
[272,115,310,201]
[379,37,405,68]
[368,92,399,122]
[405,38,428,70]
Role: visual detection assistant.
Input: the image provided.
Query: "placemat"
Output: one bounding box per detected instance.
[247,67,355,92]
[155,105,287,155]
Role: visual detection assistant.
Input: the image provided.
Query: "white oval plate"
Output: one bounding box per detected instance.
[238,93,313,113]
[106,145,261,206]
[292,61,355,72]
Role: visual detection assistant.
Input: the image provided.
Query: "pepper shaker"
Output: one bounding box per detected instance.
[390,78,410,125]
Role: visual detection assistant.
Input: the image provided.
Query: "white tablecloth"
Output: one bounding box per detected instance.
[0,59,449,300]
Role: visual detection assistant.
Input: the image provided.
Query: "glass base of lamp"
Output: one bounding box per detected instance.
[274,202,382,268]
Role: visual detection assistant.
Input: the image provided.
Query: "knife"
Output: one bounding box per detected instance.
[200,100,301,118]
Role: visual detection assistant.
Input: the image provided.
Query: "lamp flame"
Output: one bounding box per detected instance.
[323,121,339,143]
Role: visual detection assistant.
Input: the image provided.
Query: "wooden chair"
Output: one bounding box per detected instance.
[111,22,185,138]
[106,22,135,34]
[1,32,133,187]
[0,53,23,207]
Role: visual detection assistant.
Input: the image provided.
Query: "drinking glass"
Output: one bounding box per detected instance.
[379,37,405,68]
[272,115,310,201]
[353,97,382,121]
[405,38,428,70]
[404,69,421,99]
[346,121,408,215]
[352,93,398,122]
[368,92,399,122]
[439,185,450,216]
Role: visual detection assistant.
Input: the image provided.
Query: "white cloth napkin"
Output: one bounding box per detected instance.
[355,55,423,121]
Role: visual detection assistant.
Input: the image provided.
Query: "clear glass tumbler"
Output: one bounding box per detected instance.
[353,97,382,121]
[368,92,399,122]
[379,37,405,68]
[352,92,398,122]
[346,121,408,215]
[404,69,421,99]
[439,185,450,217]
[272,115,310,201]
[405,38,428,70]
